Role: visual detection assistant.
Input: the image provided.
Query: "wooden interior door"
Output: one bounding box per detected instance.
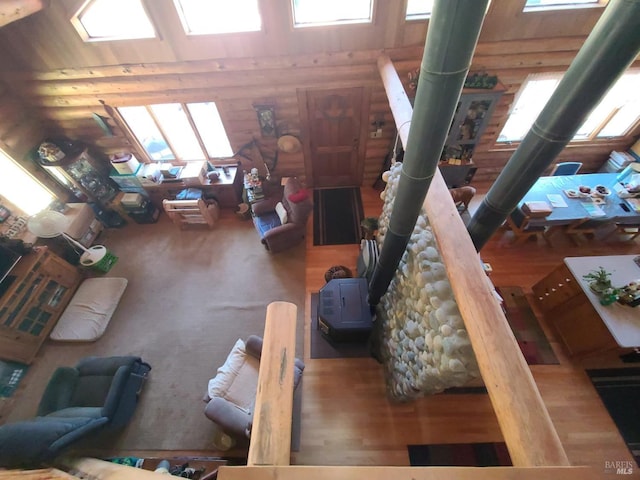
[302,87,369,188]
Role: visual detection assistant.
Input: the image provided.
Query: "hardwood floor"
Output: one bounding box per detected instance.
[27,185,635,472]
[296,185,639,472]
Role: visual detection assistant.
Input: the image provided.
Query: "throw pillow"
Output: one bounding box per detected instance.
[207,338,246,401]
[275,202,288,225]
[288,189,309,203]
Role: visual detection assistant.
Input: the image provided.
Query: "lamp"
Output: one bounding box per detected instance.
[27,210,107,266]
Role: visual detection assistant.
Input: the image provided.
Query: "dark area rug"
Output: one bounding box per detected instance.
[313,188,364,246]
[310,293,370,359]
[0,360,28,398]
[408,442,512,466]
[497,286,559,365]
[587,367,640,467]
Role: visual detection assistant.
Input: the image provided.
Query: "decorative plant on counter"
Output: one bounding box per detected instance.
[582,267,619,305]
[583,266,612,292]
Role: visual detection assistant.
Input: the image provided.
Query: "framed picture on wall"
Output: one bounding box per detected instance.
[254,105,276,137]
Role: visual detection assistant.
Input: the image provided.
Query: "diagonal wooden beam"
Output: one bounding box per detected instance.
[0,0,47,28]
[377,54,569,468]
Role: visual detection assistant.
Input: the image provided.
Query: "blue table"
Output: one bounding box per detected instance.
[519,173,640,227]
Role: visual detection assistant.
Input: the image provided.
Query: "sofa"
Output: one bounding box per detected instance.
[251,177,312,253]
[0,356,151,468]
[203,335,304,450]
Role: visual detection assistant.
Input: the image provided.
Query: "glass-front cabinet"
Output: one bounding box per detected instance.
[0,248,81,364]
[38,147,118,204]
[439,85,505,187]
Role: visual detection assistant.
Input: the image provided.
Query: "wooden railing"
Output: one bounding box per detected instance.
[247,301,298,466]
[376,54,569,467]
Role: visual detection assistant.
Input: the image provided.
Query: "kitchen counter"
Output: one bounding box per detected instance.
[532,255,640,356]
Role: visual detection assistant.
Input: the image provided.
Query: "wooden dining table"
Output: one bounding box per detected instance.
[518,172,640,227]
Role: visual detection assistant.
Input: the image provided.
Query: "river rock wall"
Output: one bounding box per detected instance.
[377,163,480,400]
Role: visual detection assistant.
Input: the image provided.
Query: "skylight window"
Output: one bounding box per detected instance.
[173,0,262,35]
[406,0,434,20]
[292,0,373,28]
[498,71,640,143]
[72,0,155,41]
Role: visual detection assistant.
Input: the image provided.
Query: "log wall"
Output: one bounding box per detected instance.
[0,0,637,187]
[0,78,68,220]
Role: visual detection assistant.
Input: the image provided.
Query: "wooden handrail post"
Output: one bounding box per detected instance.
[377,54,569,467]
[247,301,298,466]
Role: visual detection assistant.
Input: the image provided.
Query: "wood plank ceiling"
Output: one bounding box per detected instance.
[0,0,637,187]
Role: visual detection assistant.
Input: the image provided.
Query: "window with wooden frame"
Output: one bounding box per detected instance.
[405,0,434,20]
[173,0,262,35]
[523,0,605,12]
[498,70,640,143]
[0,150,54,216]
[292,0,374,28]
[117,103,234,163]
[71,0,156,41]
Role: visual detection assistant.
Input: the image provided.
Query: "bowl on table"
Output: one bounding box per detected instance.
[592,185,611,198]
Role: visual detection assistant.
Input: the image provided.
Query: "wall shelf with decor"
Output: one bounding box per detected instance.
[438,82,505,187]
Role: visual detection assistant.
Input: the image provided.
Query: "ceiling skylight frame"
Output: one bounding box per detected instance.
[523,0,605,13]
[173,0,263,36]
[291,0,374,29]
[71,0,157,42]
[405,0,434,21]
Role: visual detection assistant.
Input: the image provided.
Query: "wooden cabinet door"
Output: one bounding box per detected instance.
[302,87,370,188]
[0,249,81,363]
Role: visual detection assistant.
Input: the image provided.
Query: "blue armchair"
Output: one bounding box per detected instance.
[0,356,151,468]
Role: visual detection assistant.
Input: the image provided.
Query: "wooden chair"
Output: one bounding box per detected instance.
[605,223,640,242]
[564,217,613,245]
[162,198,218,229]
[506,207,551,245]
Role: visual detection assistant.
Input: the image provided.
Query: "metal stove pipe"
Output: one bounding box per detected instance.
[468,0,640,250]
[368,0,490,305]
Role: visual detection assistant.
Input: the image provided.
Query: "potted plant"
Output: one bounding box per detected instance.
[582,266,613,294]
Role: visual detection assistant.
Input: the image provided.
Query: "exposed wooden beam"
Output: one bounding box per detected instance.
[376,54,570,468]
[0,0,47,28]
[50,461,598,480]
[247,301,298,466]
[217,465,598,480]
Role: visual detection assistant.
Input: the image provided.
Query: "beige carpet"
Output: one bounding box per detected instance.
[5,213,306,452]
